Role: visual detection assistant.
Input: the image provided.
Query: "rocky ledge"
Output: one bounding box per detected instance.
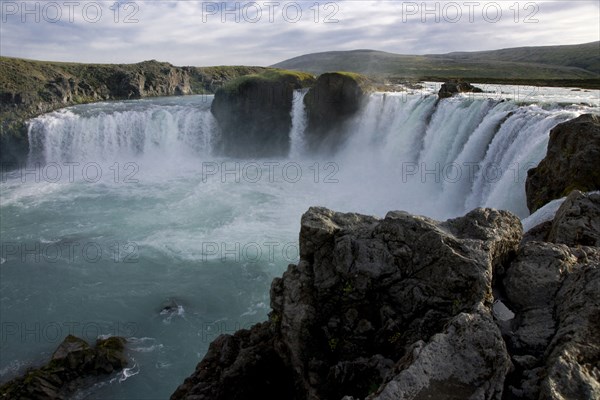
[171,193,600,399]
[0,335,128,400]
[526,113,600,213]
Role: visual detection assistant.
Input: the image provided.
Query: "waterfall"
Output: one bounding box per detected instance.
[334,92,585,218]
[24,91,593,218]
[27,97,216,164]
[289,89,309,158]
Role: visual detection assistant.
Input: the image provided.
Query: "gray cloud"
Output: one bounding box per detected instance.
[0,0,598,66]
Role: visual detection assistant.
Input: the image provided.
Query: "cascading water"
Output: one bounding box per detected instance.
[27,96,216,164]
[289,89,309,158]
[1,87,598,399]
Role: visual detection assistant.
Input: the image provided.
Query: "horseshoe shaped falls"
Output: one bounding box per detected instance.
[1,81,598,398]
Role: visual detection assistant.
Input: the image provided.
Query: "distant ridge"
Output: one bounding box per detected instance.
[272,41,600,81]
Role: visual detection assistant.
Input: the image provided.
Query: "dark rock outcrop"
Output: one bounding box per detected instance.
[526,114,600,212]
[502,242,600,399]
[172,196,600,400]
[172,207,522,400]
[210,70,315,157]
[547,190,600,246]
[303,72,372,152]
[438,80,483,99]
[0,335,127,399]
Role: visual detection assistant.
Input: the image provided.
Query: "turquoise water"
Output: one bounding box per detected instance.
[1,91,598,398]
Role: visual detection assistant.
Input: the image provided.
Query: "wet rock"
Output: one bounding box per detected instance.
[438,80,483,99]
[526,114,600,212]
[0,335,127,400]
[172,207,522,400]
[303,72,373,152]
[211,70,315,157]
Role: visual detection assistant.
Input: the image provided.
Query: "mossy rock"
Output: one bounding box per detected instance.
[303,71,373,152]
[211,69,316,157]
[0,335,128,400]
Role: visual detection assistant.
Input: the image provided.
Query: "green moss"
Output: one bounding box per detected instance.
[328,338,339,352]
[218,68,315,95]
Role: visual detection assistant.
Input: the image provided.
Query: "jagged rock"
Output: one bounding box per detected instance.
[172,207,522,400]
[211,70,315,157]
[540,259,600,399]
[526,114,600,212]
[547,190,600,246]
[303,72,372,152]
[370,306,510,400]
[0,335,127,400]
[438,80,483,99]
[502,243,600,399]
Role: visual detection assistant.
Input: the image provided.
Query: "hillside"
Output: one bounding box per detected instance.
[272,42,600,84]
[0,57,267,164]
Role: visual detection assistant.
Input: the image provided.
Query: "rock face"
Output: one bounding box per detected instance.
[502,242,600,399]
[438,80,483,98]
[0,335,127,399]
[171,207,522,400]
[526,114,600,212]
[0,57,266,165]
[210,71,315,157]
[173,197,600,400]
[303,72,372,152]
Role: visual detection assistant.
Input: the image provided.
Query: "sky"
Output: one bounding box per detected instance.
[0,0,598,66]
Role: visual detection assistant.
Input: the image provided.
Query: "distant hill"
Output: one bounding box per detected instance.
[272,42,600,82]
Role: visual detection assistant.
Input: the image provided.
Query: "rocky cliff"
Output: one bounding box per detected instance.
[526,113,600,212]
[0,57,266,164]
[171,192,600,399]
[210,70,315,157]
[303,72,372,152]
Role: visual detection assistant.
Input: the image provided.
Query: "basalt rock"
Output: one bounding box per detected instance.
[172,207,522,400]
[0,335,127,400]
[438,80,483,99]
[526,114,600,212]
[210,70,315,157]
[303,72,373,152]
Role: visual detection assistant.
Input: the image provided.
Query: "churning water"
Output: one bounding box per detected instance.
[1,85,598,398]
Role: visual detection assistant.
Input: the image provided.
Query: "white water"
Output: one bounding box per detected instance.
[1,88,599,398]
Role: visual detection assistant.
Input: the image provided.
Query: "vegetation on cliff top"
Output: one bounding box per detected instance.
[218,68,315,95]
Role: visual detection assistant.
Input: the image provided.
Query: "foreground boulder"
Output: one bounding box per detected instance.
[172,207,522,399]
[0,335,127,399]
[438,80,483,99]
[303,72,372,152]
[211,70,315,157]
[526,114,600,212]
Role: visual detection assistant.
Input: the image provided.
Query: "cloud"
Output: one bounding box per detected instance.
[0,0,598,66]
